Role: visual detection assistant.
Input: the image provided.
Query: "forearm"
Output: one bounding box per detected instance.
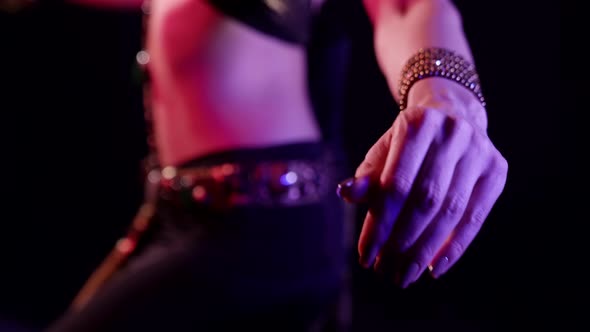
[364,0,487,128]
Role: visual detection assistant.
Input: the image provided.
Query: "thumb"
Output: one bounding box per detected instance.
[336,175,372,203]
[337,128,392,203]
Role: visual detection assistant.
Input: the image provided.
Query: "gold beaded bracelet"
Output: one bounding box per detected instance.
[397,48,486,111]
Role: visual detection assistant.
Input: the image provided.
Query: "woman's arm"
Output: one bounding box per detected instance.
[341,0,507,288]
[365,0,487,128]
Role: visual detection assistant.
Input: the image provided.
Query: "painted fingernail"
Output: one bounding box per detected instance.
[373,256,381,270]
[359,250,375,269]
[428,256,449,279]
[336,177,355,199]
[373,256,385,276]
[400,262,421,289]
[359,256,368,268]
[360,242,382,269]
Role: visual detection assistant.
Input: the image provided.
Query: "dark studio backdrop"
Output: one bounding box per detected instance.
[0,0,568,330]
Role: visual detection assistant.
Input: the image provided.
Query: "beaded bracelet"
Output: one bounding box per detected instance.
[397,48,486,111]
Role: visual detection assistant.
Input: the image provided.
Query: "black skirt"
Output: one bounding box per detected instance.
[46,142,351,332]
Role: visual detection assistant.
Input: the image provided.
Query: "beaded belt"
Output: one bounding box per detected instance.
[150,158,334,209]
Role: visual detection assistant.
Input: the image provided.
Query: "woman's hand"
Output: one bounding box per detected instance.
[338,88,508,288]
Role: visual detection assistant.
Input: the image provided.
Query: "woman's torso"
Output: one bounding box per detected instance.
[146,0,329,167]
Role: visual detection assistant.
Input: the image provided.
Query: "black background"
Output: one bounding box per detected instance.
[1,0,571,330]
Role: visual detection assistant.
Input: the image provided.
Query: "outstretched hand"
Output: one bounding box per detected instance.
[338,104,507,288]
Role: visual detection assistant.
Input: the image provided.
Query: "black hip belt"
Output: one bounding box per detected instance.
[156,157,334,209]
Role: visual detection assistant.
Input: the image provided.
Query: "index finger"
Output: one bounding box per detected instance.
[358,109,442,267]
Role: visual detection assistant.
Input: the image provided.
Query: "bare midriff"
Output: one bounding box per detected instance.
[147,0,321,167]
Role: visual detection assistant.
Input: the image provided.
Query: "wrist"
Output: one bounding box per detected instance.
[407,77,488,131]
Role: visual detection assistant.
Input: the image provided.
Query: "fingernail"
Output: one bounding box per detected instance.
[359,245,379,269]
[373,256,384,275]
[336,177,355,200]
[429,256,449,279]
[359,255,368,268]
[400,262,421,289]
[427,264,435,275]
[358,253,371,269]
